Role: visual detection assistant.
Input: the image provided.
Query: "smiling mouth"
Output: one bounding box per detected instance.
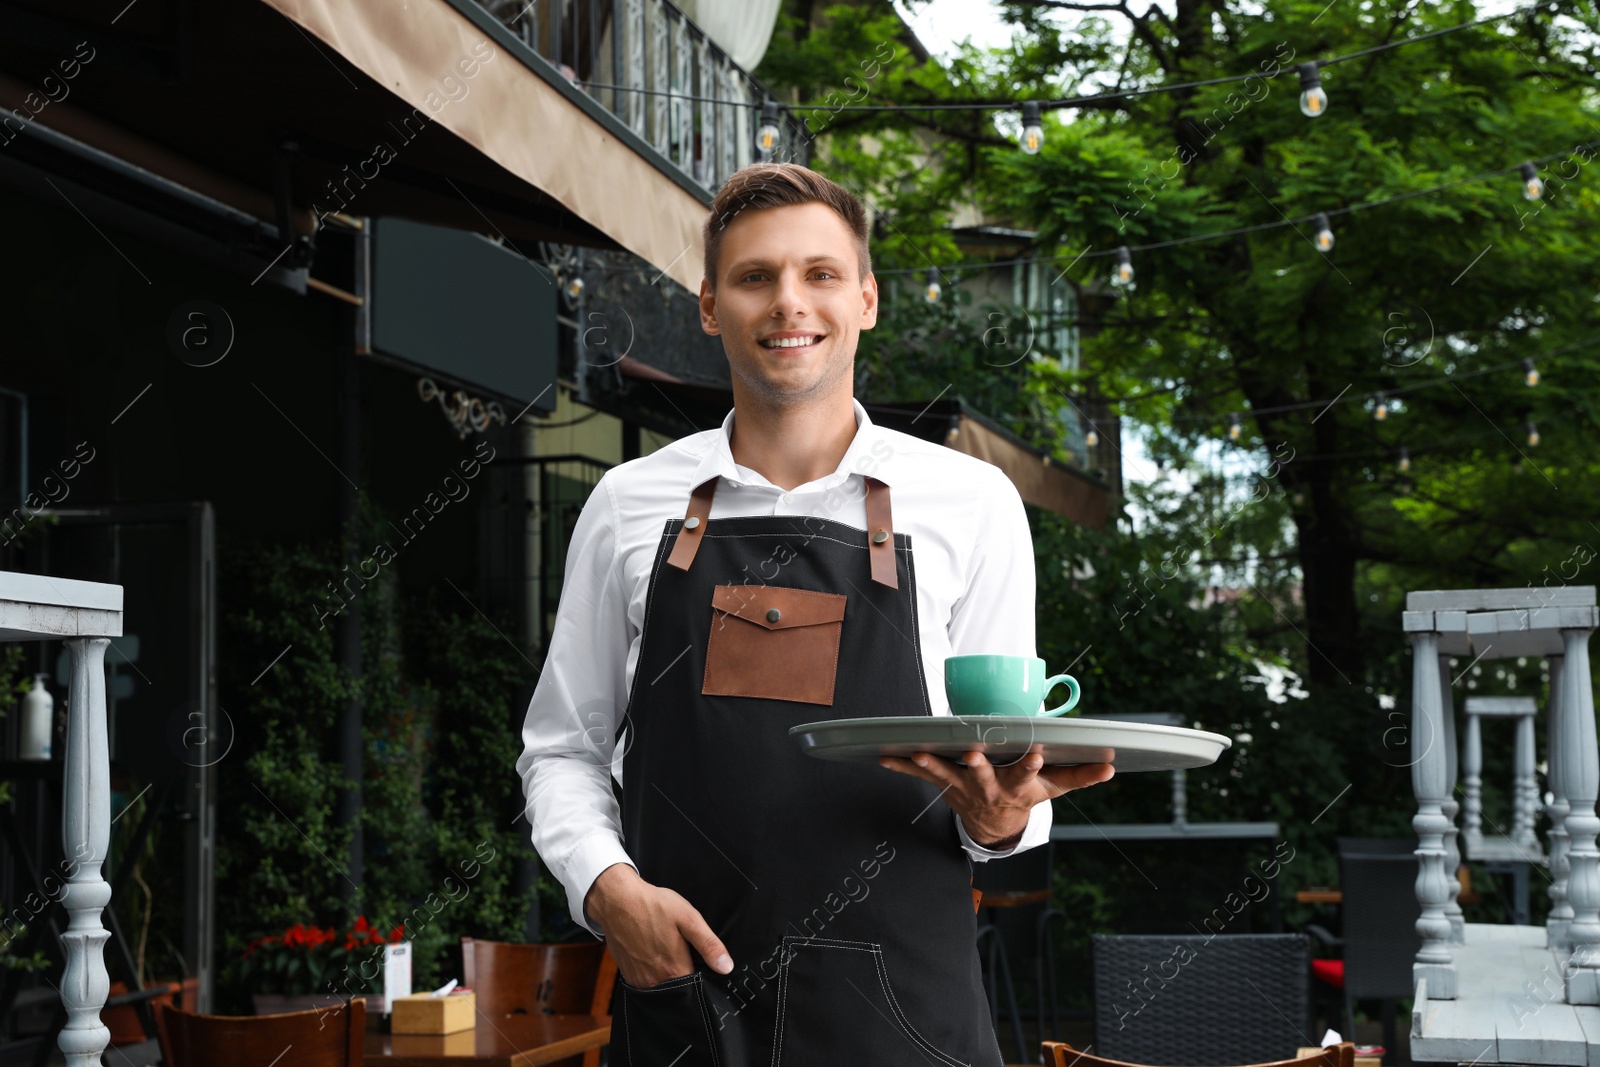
[759,335,823,351]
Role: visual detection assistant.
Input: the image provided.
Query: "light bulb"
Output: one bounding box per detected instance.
[1085,426,1099,448]
[1112,246,1133,288]
[566,274,584,300]
[757,101,781,159]
[1398,448,1411,473]
[1519,162,1543,202]
[1312,212,1334,253]
[1297,64,1327,118]
[1228,414,1242,441]
[1374,393,1388,421]
[1527,420,1540,447]
[1021,101,1043,154]
[924,268,941,303]
[1523,358,1540,386]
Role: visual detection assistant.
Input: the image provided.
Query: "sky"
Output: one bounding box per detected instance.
[897,0,1535,54]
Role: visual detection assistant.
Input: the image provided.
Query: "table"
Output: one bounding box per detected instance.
[1297,889,1344,905]
[1411,923,1600,1064]
[364,1014,610,1066]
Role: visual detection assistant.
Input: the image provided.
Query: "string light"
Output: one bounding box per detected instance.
[1519,162,1544,201]
[1527,420,1540,447]
[1297,64,1327,117]
[565,274,584,300]
[1228,413,1242,441]
[584,2,1552,121]
[1020,101,1043,154]
[1373,392,1389,421]
[757,100,782,159]
[1398,448,1411,473]
[1312,213,1334,252]
[1112,247,1134,288]
[1085,424,1099,448]
[923,268,942,303]
[1523,358,1540,386]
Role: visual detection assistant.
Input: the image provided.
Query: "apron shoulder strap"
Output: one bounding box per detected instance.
[665,474,899,590]
[665,476,718,572]
[865,477,899,590]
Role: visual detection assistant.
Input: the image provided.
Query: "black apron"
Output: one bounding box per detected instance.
[611,474,1003,1067]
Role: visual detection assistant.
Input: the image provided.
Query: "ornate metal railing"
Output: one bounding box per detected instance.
[481,0,810,192]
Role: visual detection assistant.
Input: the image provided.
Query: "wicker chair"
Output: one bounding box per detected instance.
[1043,1040,1357,1067]
[1091,933,1312,1066]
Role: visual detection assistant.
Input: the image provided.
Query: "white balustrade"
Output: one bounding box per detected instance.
[0,572,122,1067]
[1410,628,1458,998]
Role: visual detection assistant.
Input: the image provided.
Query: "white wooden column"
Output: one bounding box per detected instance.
[1439,654,1465,942]
[1561,624,1600,1004]
[1462,710,1484,851]
[1513,710,1540,851]
[1547,654,1572,950]
[59,636,112,1066]
[1412,629,1458,998]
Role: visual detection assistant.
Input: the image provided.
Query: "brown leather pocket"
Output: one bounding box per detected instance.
[702,584,847,705]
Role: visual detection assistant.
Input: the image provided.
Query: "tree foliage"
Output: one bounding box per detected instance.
[756,0,1593,956]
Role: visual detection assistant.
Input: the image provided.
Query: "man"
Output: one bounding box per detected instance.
[517,162,1114,1065]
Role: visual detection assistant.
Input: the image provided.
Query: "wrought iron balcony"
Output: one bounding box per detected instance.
[482,0,811,193]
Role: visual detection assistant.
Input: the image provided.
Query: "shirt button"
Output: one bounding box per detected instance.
[781,492,792,504]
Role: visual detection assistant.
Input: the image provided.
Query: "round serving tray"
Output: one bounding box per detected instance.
[789,715,1231,772]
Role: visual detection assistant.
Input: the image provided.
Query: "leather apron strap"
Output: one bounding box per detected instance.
[864,476,898,590]
[665,474,898,588]
[665,476,718,572]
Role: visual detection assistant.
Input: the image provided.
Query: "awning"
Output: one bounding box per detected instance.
[867,399,1110,529]
[594,370,1111,529]
[263,0,709,293]
[0,0,710,294]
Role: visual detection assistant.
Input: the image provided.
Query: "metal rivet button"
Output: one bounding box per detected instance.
[684,516,700,530]
[766,608,781,623]
[872,529,889,544]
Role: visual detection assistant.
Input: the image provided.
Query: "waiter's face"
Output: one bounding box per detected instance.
[700,201,878,406]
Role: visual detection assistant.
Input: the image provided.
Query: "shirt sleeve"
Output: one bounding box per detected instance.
[515,473,637,938]
[946,467,1053,860]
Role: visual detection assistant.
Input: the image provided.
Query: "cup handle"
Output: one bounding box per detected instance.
[1041,674,1080,717]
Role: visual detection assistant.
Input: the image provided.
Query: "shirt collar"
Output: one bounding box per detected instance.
[691,397,888,493]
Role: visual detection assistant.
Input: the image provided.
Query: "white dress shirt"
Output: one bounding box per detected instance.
[517,397,1053,936]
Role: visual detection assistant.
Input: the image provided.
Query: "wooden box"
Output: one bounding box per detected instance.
[392,991,475,1035]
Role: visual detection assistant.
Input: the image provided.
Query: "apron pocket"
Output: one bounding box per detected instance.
[772,936,969,1067]
[702,585,846,705]
[619,971,723,1067]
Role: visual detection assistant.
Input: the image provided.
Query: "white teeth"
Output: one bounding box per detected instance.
[761,336,819,349]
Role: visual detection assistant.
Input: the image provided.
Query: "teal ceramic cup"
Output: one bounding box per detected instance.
[944,654,1081,717]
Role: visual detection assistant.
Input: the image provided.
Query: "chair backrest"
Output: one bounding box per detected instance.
[1091,933,1311,1066]
[972,839,1055,893]
[155,998,364,1067]
[1044,1040,1357,1067]
[1337,839,1421,999]
[461,938,613,1018]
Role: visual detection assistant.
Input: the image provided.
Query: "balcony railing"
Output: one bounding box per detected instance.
[482,0,811,193]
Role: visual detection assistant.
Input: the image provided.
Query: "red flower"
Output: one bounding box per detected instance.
[389,926,405,943]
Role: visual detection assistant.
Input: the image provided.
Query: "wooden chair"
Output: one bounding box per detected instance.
[154,998,365,1067]
[461,938,617,1067]
[1043,1040,1357,1067]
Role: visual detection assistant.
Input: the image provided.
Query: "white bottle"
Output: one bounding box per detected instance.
[19,674,53,760]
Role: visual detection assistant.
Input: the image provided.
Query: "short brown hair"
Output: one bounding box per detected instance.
[703,163,871,290]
